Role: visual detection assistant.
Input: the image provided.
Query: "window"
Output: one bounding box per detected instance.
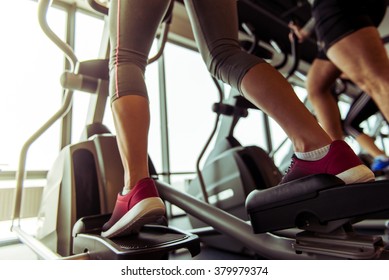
[163,42,297,192]
[164,43,219,174]
[144,47,162,171]
[0,1,66,171]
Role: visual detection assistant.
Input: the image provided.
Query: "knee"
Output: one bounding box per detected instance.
[204,43,264,91]
[351,71,388,100]
[306,75,333,101]
[205,43,241,85]
[306,60,340,101]
[110,48,147,73]
[109,50,148,103]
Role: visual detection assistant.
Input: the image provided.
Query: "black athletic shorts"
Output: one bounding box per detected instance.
[312,0,387,60]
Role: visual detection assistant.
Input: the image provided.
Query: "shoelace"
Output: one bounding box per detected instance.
[284,156,296,175]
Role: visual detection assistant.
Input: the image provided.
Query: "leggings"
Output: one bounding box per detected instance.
[108,0,265,103]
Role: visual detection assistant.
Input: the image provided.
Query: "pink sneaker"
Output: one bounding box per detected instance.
[101,178,165,238]
[280,140,375,184]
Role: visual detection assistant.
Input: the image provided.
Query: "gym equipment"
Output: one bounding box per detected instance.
[184,4,304,253]
[31,132,199,259]
[237,0,317,65]
[160,172,389,259]
[186,87,282,254]
[11,0,389,260]
[246,175,389,259]
[178,0,389,258]
[72,214,199,260]
[11,0,200,260]
[63,133,199,260]
[185,79,389,259]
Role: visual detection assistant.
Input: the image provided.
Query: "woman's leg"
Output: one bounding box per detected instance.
[184,0,331,152]
[109,0,170,190]
[184,0,373,184]
[101,0,170,238]
[112,96,150,189]
[241,64,331,152]
[306,58,343,140]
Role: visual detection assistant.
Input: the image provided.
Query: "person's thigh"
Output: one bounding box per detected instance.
[326,26,389,86]
[307,58,341,92]
[312,0,386,52]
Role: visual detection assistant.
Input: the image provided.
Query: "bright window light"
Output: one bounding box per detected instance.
[0,1,66,171]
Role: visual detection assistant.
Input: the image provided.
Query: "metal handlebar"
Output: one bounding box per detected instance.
[12,0,78,224]
[285,31,300,80]
[87,0,109,15]
[38,0,78,71]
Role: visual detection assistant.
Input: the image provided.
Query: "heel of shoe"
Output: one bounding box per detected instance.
[336,165,375,184]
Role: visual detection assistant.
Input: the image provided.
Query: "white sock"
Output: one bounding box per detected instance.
[295,144,330,161]
[122,187,130,195]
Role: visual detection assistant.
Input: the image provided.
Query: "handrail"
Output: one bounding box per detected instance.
[38,0,78,71]
[285,31,300,80]
[87,0,109,15]
[12,0,77,225]
[148,20,171,64]
[12,91,73,225]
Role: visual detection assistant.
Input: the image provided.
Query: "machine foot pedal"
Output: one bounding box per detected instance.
[72,214,201,260]
[246,174,389,233]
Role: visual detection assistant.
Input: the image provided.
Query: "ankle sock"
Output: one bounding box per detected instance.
[295,144,330,161]
[122,187,130,195]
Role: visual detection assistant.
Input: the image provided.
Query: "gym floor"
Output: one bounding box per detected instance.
[0,219,39,260]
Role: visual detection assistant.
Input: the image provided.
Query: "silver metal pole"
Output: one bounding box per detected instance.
[156,180,312,259]
[12,91,73,225]
[37,0,78,71]
[12,226,61,260]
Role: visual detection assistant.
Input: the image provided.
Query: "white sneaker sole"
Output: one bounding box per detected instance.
[101,197,165,238]
[336,164,375,184]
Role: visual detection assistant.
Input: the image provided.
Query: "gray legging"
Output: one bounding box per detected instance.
[109,0,265,103]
